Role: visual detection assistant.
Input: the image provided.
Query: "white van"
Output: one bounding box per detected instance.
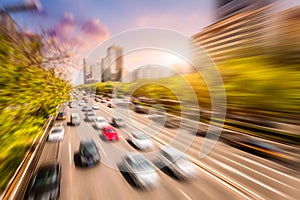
[71,113,80,126]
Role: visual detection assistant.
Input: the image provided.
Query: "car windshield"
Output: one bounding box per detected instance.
[87,113,95,116]
[51,129,61,134]
[105,128,115,133]
[58,113,65,116]
[32,168,57,189]
[134,133,148,140]
[116,118,123,122]
[131,157,153,172]
[96,119,105,122]
[82,143,98,156]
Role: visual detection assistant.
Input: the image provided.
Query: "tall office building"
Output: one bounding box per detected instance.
[83,58,88,84]
[101,46,123,82]
[192,0,277,64]
[216,0,275,21]
[124,65,176,83]
[90,62,102,82]
[272,6,300,63]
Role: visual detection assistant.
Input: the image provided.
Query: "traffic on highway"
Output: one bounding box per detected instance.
[23,94,300,200]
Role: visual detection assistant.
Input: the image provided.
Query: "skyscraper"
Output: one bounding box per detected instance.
[192,0,277,64]
[101,46,123,82]
[216,0,275,21]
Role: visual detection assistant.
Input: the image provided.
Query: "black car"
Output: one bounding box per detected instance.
[79,138,101,167]
[25,162,61,200]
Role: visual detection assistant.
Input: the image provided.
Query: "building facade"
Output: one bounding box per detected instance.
[101,46,123,82]
[192,1,277,65]
[123,65,176,83]
[216,0,275,21]
[83,46,124,84]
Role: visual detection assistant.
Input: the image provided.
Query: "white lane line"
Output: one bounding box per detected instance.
[179,189,192,200]
[96,140,107,157]
[98,102,259,199]
[68,142,72,165]
[234,154,300,181]
[218,154,296,190]
[211,159,292,199]
[120,135,127,143]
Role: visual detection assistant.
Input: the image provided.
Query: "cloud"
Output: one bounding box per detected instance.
[48,12,109,55]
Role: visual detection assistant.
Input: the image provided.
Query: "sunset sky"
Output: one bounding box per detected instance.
[1,0,300,84]
[2,0,300,55]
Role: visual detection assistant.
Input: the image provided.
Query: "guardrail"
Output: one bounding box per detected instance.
[0,116,54,200]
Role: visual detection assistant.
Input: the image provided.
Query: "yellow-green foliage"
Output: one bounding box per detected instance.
[219,56,300,115]
[0,33,72,192]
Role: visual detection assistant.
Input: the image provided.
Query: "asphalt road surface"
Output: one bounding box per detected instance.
[35,97,300,200]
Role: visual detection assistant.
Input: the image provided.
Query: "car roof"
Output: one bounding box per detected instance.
[51,126,63,130]
[126,153,147,161]
[103,125,113,129]
[131,131,145,136]
[96,116,105,120]
[36,162,60,174]
[71,113,79,116]
[160,146,183,160]
[81,138,96,145]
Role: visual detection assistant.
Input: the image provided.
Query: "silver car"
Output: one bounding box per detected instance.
[122,153,160,189]
[85,112,95,122]
[128,131,153,150]
[159,146,198,180]
[48,127,64,142]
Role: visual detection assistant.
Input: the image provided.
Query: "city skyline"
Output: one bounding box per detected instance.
[1,0,300,85]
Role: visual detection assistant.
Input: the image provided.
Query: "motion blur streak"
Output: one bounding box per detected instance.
[1,0,300,199]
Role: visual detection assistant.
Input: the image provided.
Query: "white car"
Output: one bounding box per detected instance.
[94,116,109,129]
[48,127,64,141]
[159,146,198,180]
[92,104,100,110]
[122,153,160,189]
[85,112,96,122]
[70,103,76,108]
[128,131,153,150]
[79,101,85,106]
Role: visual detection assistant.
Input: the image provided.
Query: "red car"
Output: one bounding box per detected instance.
[102,126,119,141]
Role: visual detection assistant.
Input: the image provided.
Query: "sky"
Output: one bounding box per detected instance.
[1,0,300,84]
[1,0,215,55]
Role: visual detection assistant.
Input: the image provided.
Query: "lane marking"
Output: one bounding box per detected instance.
[212,159,292,199]
[179,189,192,200]
[234,154,300,181]
[102,102,256,200]
[97,100,262,199]
[218,154,296,190]
[151,138,255,200]
[68,142,72,165]
[120,135,127,143]
[96,140,107,157]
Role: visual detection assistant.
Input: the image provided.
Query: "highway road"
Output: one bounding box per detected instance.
[35,97,300,200]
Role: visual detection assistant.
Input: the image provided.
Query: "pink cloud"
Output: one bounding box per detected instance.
[82,18,108,36]
[48,12,109,55]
